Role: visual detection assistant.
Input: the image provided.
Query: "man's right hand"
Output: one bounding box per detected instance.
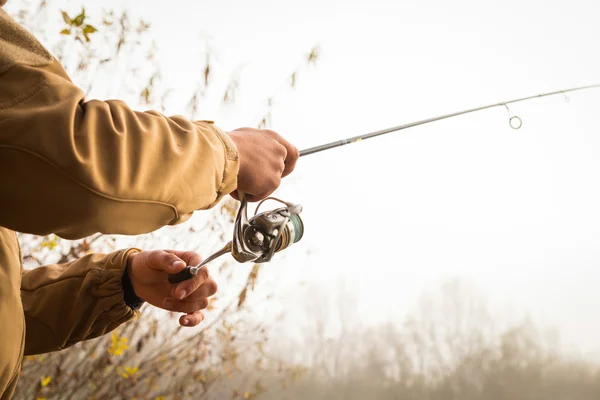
[226,127,299,202]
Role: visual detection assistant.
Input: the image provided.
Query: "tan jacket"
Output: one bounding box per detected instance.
[0,8,239,398]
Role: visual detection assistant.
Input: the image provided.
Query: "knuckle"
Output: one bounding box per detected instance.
[291,146,299,160]
[162,251,176,263]
[199,267,210,280]
[179,250,193,259]
[147,250,161,263]
[275,141,287,154]
[270,158,283,171]
[188,252,202,266]
[270,175,281,188]
[274,160,285,174]
[207,280,218,296]
[199,298,209,309]
[279,146,288,158]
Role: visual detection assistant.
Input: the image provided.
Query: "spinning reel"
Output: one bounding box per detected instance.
[168,196,304,284]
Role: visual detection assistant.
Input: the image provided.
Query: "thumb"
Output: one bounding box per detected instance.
[144,250,187,273]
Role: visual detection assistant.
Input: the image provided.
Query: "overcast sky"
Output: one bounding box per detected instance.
[11,0,600,358]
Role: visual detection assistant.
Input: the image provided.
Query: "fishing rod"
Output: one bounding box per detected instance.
[168,83,600,283]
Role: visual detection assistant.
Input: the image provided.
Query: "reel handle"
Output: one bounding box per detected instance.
[168,267,196,284]
[167,242,232,284]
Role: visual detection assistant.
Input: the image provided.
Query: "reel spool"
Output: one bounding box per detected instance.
[168,196,303,284]
[235,197,304,263]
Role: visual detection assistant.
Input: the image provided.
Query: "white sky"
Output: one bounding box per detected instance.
[13,0,600,358]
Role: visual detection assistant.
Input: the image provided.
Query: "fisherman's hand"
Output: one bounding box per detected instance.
[227,128,299,202]
[126,250,217,327]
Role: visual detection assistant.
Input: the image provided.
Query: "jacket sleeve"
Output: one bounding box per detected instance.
[21,248,140,355]
[0,9,239,239]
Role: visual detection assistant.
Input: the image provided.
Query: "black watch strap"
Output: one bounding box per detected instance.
[121,267,145,310]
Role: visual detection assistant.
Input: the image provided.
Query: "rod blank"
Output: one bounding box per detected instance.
[299,83,600,157]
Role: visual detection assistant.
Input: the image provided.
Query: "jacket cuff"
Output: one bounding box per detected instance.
[118,248,145,310]
[195,121,240,207]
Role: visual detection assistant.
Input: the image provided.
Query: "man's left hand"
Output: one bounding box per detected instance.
[126,250,217,327]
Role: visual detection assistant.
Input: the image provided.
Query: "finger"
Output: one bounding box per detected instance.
[180,310,205,327]
[164,250,202,267]
[163,298,209,314]
[145,250,187,273]
[280,142,299,178]
[246,189,276,202]
[247,173,281,202]
[170,280,218,302]
[266,130,297,177]
[184,279,218,300]
[170,265,213,299]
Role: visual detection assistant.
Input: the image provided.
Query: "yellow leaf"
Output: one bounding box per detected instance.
[40,235,59,250]
[124,366,138,377]
[207,297,217,310]
[72,8,86,27]
[83,24,97,34]
[243,392,251,399]
[60,10,71,24]
[108,332,129,356]
[237,287,247,309]
[40,376,51,387]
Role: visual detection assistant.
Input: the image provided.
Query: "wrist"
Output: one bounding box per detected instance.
[122,250,145,310]
[226,131,243,174]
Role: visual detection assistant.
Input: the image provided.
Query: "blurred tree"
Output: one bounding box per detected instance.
[258,279,600,400]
